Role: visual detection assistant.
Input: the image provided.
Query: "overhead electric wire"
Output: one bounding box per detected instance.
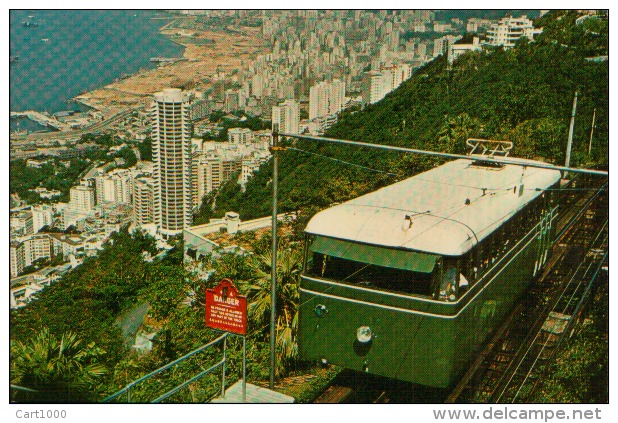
[279,132,609,176]
[287,146,397,177]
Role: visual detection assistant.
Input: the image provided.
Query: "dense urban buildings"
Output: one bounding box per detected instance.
[151,88,193,237]
[8,10,549,284]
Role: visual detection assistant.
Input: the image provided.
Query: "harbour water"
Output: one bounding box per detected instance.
[9,10,184,133]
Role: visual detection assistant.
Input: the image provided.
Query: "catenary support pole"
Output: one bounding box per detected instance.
[222,335,226,398]
[588,108,596,155]
[564,91,578,174]
[243,336,247,403]
[270,125,279,390]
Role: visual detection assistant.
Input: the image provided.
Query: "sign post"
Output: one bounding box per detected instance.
[206,278,248,402]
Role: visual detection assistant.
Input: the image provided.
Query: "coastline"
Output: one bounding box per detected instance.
[12,14,267,138]
[70,20,266,119]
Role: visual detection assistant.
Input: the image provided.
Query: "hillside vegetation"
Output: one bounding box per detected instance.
[202,10,608,223]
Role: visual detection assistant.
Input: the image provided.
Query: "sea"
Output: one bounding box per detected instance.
[9,10,184,133]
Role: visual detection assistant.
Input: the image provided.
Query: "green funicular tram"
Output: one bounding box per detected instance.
[298,140,561,388]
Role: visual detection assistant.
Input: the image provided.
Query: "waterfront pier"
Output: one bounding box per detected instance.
[10,111,71,131]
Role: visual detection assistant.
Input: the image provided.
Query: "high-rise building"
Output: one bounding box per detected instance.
[152,88,193,237]
[433,35,462,58]
[384,63,413,91]
[191,152,203,209]
[111,169,132,205]
[191,150,243,207]
[228,128,254,144]
[59,208,80,231]
[309,79,346,120]
[69,184,95,214]
[10,211,34,237]
[95,170,132,205]
[240,153,269,185]
[272,99,300,134]
[224,89,245,113]
[486,16,542,49]
[31,204,54,233]
[363,63,413,105]
[27,234,53,264]
[10,241,26,278]
[95,172,115,204]
[133,177,155,226]
[362,71,390,105]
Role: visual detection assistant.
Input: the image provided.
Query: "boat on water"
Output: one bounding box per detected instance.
[22,21,38,27]
[41,38,50,42]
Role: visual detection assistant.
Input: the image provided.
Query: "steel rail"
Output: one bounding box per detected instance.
[511,244,607,403]
[446,182,606,403]
[553,181,608,243]
[491,198,607,403]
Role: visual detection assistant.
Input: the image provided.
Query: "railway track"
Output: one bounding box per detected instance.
[313,369,445,403]
[446,179,608,403]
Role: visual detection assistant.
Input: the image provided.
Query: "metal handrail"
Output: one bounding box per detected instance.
[103,332,228,403]
[152,359,225,403]
[10,384,39,393]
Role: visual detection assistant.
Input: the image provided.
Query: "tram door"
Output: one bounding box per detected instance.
[533,202,553,276]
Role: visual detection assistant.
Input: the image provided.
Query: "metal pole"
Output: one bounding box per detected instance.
[588,108,596,155]
[278,132,608,176]
[242,336,247,403]
[221,335,226,398]
[564,91,578,173]
[270,125,279,390]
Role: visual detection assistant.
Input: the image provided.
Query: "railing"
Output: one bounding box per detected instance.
[103,332,229,403]
[9,384,39,402]
[10,385,39,393]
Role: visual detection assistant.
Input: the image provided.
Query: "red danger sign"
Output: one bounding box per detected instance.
[206,278,247,336]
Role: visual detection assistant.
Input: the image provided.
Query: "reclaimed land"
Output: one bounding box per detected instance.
[74,21,267,119]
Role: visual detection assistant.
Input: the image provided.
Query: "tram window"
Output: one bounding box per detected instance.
[307,253,434,296]
[490,234,499,264]
[440,266,458,301]
[459,273,470,294]
[468,252,476,283]
[469,248,479,281]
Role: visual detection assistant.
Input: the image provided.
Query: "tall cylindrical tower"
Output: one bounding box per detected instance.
[151,88,192,237]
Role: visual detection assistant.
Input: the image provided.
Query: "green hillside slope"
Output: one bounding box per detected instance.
[198,10,608,223]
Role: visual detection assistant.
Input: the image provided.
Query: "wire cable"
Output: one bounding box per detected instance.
[287,146,398,177]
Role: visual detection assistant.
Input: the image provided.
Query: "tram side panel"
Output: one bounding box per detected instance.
[299,277,459,388]
[453,219,548,382]
[298,219,548,389]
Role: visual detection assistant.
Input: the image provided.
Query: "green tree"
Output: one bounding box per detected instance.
[436,112,484,154]
[11,329,107,403]
[239,242,302,371]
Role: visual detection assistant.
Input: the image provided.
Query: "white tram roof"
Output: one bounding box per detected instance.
[305,158,561,256]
